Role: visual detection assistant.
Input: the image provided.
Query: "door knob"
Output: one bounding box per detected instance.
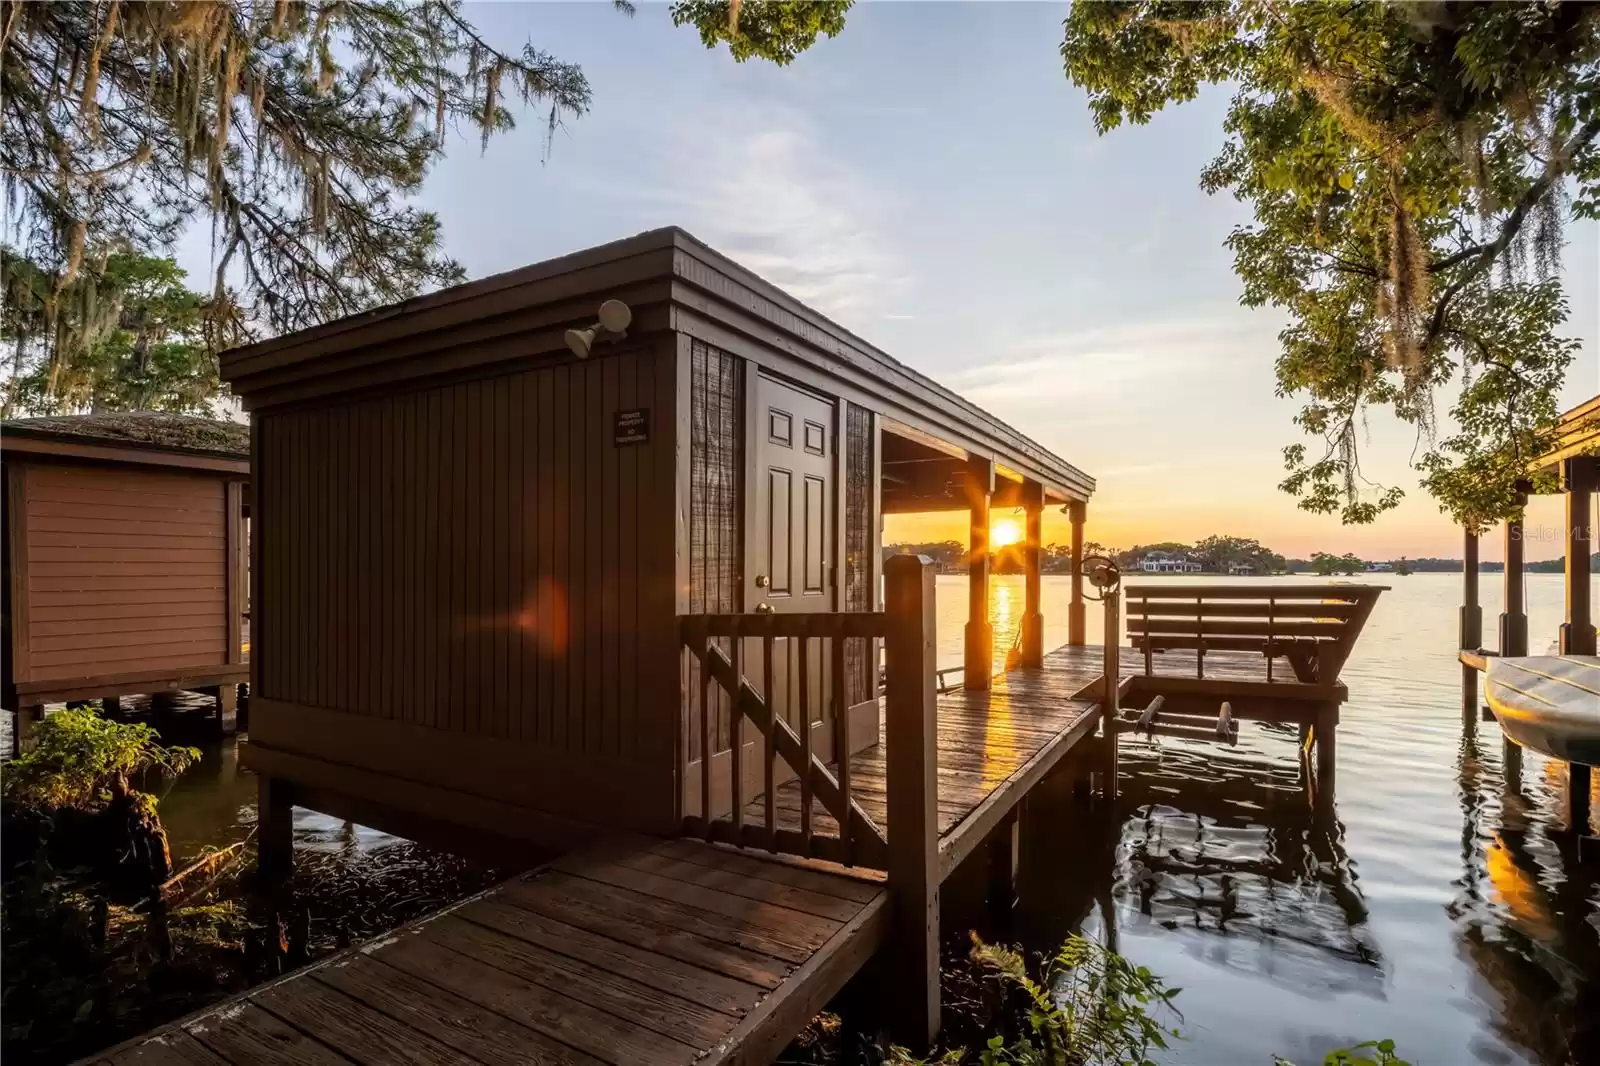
[754,574,770,588]
[754,603,775,614]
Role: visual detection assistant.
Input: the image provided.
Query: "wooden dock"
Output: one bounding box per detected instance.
[88,838,889,1066]
[755,645,1104,880]
[85,630,1354,1066]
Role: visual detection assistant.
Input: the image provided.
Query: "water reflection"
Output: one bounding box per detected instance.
[1112,738,1382,995]
[1450,728,1600,1064]
[952,570,1599,1064]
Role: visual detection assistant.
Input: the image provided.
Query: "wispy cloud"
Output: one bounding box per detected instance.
[640,98,913,326]
[947,315,1279,406]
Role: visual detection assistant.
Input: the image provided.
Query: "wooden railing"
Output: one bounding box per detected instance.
[677,556,938,877]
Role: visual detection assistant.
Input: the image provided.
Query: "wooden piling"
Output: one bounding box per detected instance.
[12,704,42,756]
[1315,702,1338,798]
[215,685,239,737]
[1100,592,1120,801]
[986,812,1020,918]
[257,777,295,881]
[884,554,941,1047]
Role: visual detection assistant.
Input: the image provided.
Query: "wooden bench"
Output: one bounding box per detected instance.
[1126,584,1387,685]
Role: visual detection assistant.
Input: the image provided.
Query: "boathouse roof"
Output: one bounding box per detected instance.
[1533,393,1600,472]
[2,412,250,473]
[220,227,1094,503]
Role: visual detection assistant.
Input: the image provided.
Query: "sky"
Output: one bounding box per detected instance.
[182,2,1600,561]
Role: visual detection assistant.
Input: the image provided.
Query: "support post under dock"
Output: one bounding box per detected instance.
[257,776,294,881]
[884,554,941,1047]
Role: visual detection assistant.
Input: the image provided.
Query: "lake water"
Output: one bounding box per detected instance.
[20,571,1598,1064]
[954,572,1598,1066]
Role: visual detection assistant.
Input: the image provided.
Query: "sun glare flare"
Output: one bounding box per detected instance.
[991,518,1023,549]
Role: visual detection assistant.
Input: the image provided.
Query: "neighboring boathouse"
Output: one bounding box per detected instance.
[2,413,250,752]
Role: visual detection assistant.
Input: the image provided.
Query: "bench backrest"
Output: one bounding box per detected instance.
[1125,583,1387,682]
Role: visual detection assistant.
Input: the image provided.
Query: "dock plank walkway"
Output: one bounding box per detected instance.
[750,643,1104,878]
[92,839,889,1066]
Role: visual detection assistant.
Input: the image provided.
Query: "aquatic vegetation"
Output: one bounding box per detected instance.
[879,932,1405,1066]
[889,932,1182,1066]
[2,706,198,813]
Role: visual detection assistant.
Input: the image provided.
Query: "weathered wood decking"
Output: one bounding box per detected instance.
[755,645,1105,879]
[90,838,889,1066]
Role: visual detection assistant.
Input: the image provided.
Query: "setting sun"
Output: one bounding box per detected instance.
[991,518,1023,549]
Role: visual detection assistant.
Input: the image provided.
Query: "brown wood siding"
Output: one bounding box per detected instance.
[21,463,229,682]
[687,340,742,755]
[254,349,669,769]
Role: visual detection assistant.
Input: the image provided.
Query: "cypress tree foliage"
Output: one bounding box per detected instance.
[0,0,601,383]
[1,245,240,416]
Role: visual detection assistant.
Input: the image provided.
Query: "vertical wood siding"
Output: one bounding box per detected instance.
[22,463,229,681]
[255,350,664,762]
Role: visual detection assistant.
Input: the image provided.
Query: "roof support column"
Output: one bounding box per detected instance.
[1560,457,1596,656]
[1020,480,1045,669]
[964,456,994,690]
[1500,481,1531,658]
[1068,500,1087,646]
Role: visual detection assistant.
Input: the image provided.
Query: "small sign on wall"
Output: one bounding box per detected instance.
[614,408,649,446]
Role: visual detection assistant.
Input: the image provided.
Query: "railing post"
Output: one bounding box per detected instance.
[1101,590,1120,801]
[884,553,940,1047]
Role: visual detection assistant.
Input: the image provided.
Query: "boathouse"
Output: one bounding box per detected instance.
[87,227,1392,1063]
[2,413,251,752]
[221,227,1097,852]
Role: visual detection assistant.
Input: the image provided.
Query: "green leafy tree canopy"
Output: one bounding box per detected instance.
[673,0,852,66]
[690,4,1598,533]
[1061,2,1598,532]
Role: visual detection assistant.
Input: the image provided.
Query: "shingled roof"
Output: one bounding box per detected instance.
[2,412,249,459]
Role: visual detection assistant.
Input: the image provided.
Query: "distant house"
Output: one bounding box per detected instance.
[1367,561,1393,573]
[1228,563,1258,576]
[1138,550,1202,573]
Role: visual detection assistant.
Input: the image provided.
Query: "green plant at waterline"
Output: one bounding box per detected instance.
[884,932,1407,1066]
[889,932,1182,1065]
[2,706,198,813]
[3,706,199,890]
